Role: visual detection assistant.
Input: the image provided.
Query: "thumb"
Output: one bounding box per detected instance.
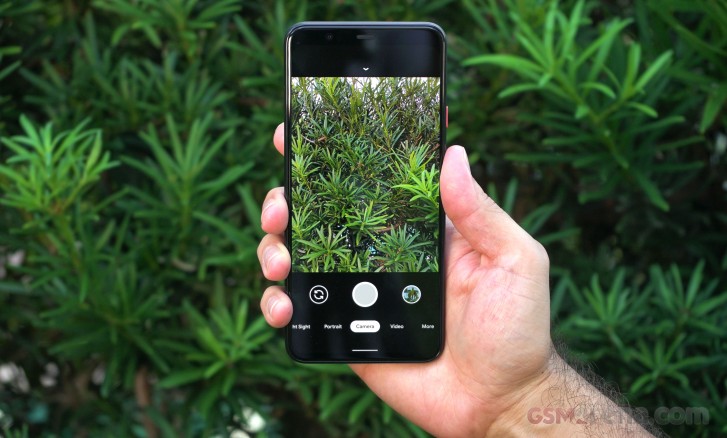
[440,146,535,261]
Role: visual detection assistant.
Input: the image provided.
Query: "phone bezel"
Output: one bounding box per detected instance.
[284,22,447,363]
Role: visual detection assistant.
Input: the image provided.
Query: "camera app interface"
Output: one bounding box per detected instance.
[289,76,442,360]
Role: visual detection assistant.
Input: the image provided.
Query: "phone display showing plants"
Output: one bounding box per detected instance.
[290,76,441,273]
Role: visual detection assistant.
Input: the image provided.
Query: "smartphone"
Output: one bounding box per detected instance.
[285,22,446,362]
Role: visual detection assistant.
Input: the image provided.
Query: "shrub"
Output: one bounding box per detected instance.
[0,0,725,437]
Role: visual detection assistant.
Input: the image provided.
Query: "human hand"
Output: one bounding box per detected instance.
[258,122,552,436]
[258,124,653,437]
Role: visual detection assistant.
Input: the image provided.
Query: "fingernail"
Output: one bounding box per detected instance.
[261,200,273,225]
[455,146,471,177]
[263,245,277,271]
[267,295,280,317]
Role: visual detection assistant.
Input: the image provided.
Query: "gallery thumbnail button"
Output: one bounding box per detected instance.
[402,285,421,304]
[350,320,380,333]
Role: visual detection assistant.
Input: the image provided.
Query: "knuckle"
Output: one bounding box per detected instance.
[500,237,549,275]
[527,238,550,270]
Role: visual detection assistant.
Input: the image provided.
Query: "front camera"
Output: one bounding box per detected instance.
[325,33,333,41]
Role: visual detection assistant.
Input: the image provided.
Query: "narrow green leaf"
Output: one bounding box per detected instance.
[700,84,727,133]
[690,319,727,337]
[497,83,541,98]
[627,115,684,135]
[319,388,361,420]
[685,260,705,309]
[127,331,170,373]
[221,370,235,396]
[515,32,548,67]
[463,54,542,79]
[622,44,642,99]
[0,60,20,81]
[631,170,669,211]
[197,163,253,195]
[654,136,704,153]
[573,152,609,169]
[651,161,703,173]
[500,178,517,215]
[580,82,616,99]
[203,361,226,379]
[83,132,103,177]
[237,184,263,237]
[0,281,29,293]
[543,135,599,147]
[692,292,727,317]
[634,50,673,92]
[235,300,249,335]
[543,0,557,67]
[0,165,26,184]
[538,73,553,87]
[574,104,590,120]
[538,228,580,246]
[209,307,236,340]
[382,403,394,424]
[140,25,161,47]
[560,0,584,62]
[348,391,377,424]
[158,368,208,388]
[578,176,619,203]
[196,327,227,360]
[578,18,632,78]
[630,374,654,394]
[627,102,658,118]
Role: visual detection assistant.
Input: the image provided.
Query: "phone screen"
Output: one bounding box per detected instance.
[285,24,445,362]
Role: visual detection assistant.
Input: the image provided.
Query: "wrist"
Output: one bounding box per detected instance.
[484,348,561,437]
[486,352,654,437]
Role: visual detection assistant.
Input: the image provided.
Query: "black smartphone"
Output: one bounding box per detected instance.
[285,22,446,362]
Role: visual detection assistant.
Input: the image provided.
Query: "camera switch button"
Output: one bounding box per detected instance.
[309,285,329,304]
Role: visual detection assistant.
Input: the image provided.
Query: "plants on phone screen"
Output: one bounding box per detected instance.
[373,226,432,272]
[298,225,352,272]
[394,167,440,224]
[291,76,441,272]
[344,200,392,246]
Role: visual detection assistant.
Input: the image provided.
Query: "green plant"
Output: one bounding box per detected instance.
[0,0,725,437]
[0,117,117,271]
[552,260,727,436]
[464,0,702,211]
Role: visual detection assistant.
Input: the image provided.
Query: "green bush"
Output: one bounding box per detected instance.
[0,0,725,437]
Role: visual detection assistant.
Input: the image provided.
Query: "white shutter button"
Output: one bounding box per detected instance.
[352,282,378,307]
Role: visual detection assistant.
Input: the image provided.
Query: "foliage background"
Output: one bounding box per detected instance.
[0,0,725,436]
[291,76,440,273]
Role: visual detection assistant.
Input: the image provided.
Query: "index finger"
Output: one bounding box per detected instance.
[274,123,284,156]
